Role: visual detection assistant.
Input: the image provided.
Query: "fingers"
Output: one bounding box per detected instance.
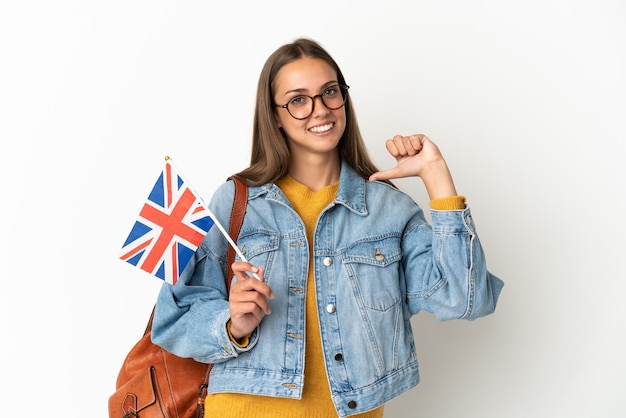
[231,263,273,299]
[229,262,273,336]
[369,134,430,181]
[386,134,426,158]
[230,292,271,318]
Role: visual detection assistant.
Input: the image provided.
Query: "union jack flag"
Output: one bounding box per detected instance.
[119,159,213,284]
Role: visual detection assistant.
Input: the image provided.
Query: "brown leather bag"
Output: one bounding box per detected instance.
[109,177,248,418]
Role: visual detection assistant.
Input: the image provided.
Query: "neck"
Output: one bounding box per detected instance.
[289,153,340,192]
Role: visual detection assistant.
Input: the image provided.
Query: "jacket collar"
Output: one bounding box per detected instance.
[334,160,368,216]
[254,160,369,216]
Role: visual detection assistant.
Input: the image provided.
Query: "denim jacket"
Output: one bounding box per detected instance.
[152,161,504,417]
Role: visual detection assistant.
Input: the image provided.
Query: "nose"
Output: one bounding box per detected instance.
[311,94,330,116]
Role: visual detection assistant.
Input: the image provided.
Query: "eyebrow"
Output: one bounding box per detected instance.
[283,80,339,96]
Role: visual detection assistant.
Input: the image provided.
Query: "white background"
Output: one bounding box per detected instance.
[1,1,625,417]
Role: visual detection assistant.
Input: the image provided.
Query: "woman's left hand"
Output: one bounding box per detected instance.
[369,134,444,180]
[369,134,458,200]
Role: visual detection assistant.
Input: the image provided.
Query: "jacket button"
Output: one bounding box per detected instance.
[326,304,336,313]
[347,400,357,409]
[334,353,343,362]
[323,257,333,266]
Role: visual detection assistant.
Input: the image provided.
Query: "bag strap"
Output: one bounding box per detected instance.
[226,177,248,294]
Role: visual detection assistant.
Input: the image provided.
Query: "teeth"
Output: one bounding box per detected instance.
[309,123,334,133]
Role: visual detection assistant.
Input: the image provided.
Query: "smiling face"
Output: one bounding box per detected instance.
[273,57,346,161]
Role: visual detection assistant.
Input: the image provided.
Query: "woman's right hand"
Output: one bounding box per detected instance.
[228,262,274,339]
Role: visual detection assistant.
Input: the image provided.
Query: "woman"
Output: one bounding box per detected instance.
[152,38,504,418]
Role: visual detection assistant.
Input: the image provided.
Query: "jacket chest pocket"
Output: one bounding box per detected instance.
[236,230,280,271]
[342,235,403,311]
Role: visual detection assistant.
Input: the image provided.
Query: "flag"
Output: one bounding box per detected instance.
[119,158,214,284]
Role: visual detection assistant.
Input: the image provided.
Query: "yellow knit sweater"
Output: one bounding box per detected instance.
[205,176,465,417]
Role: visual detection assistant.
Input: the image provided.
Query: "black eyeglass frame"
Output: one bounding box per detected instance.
[274,84,350,120]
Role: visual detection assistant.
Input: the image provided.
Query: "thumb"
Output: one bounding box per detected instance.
[369,167,401,182]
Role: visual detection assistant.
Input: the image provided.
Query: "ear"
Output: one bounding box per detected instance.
[274,112,282,129]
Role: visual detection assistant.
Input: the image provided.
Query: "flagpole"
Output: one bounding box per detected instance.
[165,156,260,280]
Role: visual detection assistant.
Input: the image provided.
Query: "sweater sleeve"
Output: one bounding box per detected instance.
[429,195,466,210]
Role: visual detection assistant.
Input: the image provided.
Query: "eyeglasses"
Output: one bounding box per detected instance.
[275,84,350,120]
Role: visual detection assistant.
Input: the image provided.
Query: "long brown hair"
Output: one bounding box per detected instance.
[233,38,388,187]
